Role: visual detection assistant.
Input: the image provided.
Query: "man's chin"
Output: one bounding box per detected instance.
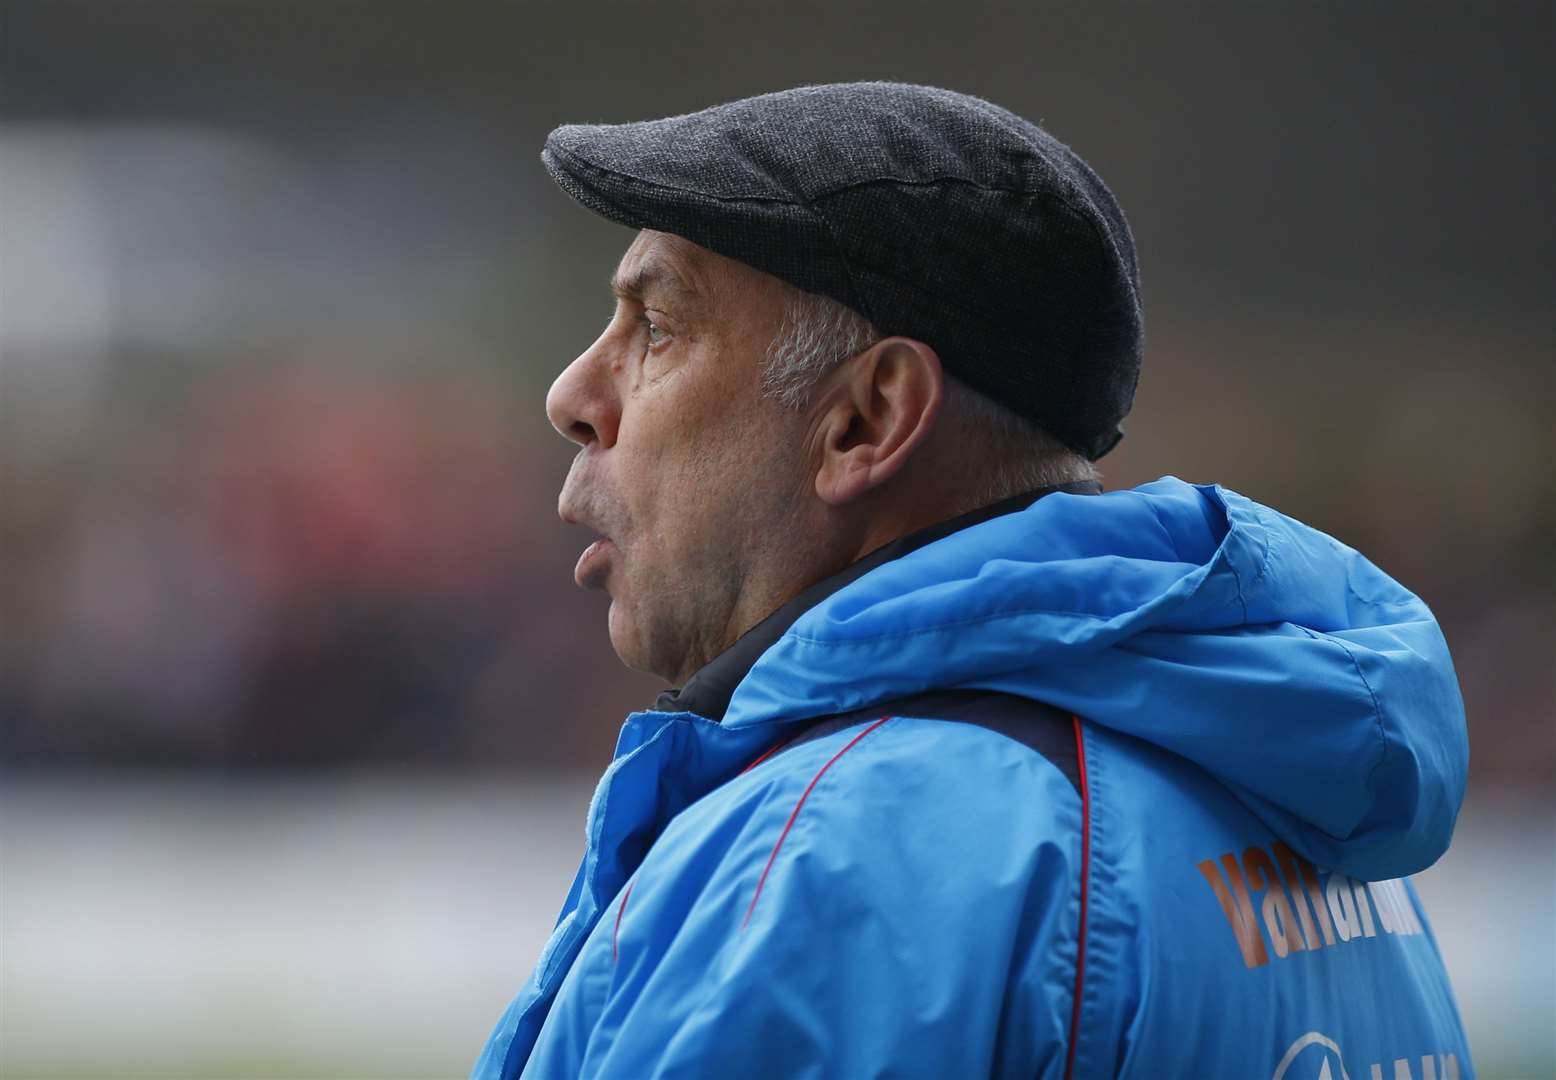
[605,600,647,674]
[606,600,683,684]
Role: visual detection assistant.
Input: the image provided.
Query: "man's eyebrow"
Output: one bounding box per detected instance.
[609,256,703,309]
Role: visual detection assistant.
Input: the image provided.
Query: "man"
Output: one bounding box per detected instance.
[475,83,1472,1078]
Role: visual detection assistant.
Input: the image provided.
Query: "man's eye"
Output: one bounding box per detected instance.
[643,316,669,347]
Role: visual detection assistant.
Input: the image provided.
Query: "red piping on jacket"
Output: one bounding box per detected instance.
[611,878,635,963]
[741,716,893,929]
[1064,714,1091,1080]
[740,730,803,775]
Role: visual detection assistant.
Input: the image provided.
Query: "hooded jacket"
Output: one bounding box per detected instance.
[473,477,1472,1079]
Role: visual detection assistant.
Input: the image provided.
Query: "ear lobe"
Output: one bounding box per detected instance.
[812,337,944,507]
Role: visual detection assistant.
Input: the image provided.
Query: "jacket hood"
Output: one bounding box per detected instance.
[725,477,1468,880]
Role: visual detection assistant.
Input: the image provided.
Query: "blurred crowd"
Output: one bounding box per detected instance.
[3,294,1549,784]
[2,359,639,767]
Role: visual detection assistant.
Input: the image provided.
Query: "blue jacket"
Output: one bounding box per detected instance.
[474,478,1472,1079]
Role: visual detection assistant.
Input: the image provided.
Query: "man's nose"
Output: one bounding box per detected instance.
[546,336,620,448]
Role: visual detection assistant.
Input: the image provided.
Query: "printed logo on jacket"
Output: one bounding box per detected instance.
[1197,841,1424,968]
[1272,1031,1463,1080]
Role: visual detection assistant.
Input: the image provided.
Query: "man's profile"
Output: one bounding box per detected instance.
[475,83,1471,1079]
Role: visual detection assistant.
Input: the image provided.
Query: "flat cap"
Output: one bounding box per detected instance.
[542,82,1142,460]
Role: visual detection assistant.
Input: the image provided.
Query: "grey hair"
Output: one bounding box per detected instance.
[760,287,881,409]
[760,285,1099,503]
[938,376,1100,507]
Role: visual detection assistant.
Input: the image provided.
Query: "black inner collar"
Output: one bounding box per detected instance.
[653,481,1101,720]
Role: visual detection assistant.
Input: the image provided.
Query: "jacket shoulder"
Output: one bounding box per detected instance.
[645,691,1086,907]
[776,688,1081,793]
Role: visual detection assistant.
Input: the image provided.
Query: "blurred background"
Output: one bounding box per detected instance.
[1,2,1550,1076]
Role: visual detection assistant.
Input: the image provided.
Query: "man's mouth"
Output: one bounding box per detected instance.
[558,476,617,591]
[574,535,616,589]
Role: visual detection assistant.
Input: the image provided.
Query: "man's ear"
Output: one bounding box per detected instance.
[812,337,944,507]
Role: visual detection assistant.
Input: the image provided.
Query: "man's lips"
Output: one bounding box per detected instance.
[574,536,616,589]
[559,480,616,590]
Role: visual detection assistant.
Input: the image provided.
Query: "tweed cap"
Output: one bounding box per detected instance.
[541,82,1142,460]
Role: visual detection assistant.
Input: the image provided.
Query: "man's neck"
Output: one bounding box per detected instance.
[674,502,945,686]
[654,480,1102,720]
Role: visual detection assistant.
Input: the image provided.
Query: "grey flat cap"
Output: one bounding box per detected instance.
[542,82,1142,460]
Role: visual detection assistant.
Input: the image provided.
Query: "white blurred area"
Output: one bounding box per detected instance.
[2,776,1552,1079]
[0,118,528,477]
[1,122,511,352]
[1,772,594,1079]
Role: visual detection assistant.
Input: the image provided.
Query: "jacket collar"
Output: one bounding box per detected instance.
[653,481,1102,720]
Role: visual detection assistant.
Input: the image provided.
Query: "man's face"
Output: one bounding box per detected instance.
[547,230,810,684]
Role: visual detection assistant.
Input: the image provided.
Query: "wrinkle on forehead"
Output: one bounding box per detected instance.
[610,232,709,314]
